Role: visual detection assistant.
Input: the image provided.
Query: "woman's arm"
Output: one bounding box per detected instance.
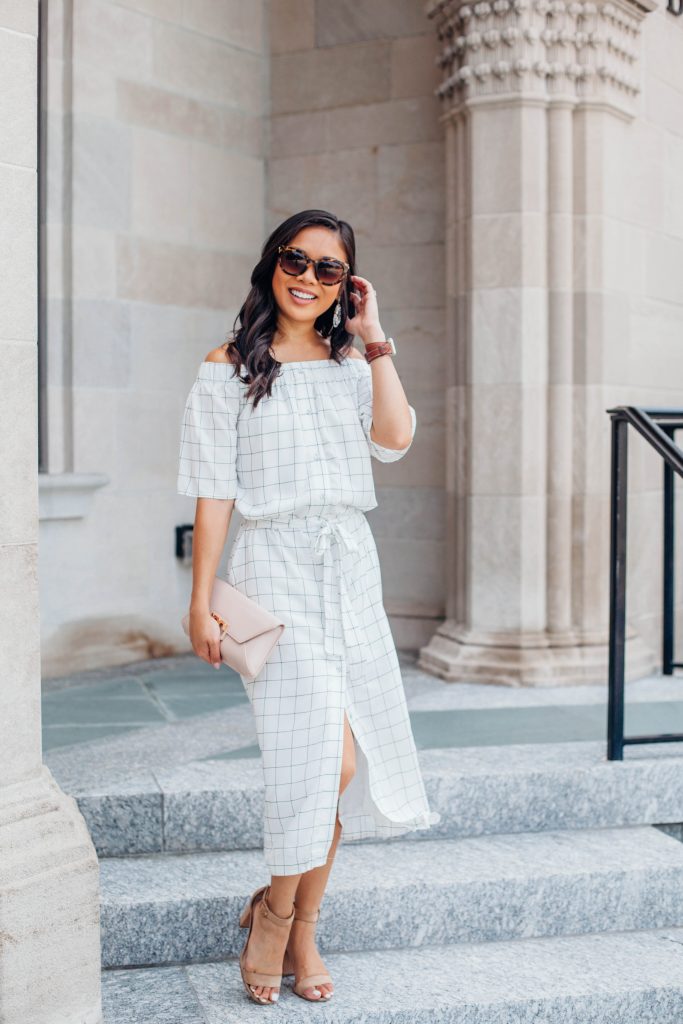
[182,345,239,668]
[347,342,414,453]
[188,497,233,669]
[190,497,233,612]
[345,274,414,451]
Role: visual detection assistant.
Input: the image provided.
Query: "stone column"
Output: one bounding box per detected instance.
[0,5,102,1021]
[420,0,657,685]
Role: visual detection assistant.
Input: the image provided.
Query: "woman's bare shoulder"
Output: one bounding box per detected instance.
[344,345,364,360]
[204,341,238,364]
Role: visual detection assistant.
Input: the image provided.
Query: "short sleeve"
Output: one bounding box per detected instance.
[176,368,242,499]
[356,359,417,463]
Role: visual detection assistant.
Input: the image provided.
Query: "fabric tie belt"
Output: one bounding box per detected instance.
[240,508,365,659]
[312,519,359,558]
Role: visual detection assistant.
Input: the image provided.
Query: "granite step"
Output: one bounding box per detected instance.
[99,823,683,968]
[101,924,683,1023]
[73,740,683,857]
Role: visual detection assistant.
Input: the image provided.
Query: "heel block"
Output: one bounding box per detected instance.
[238,884,267,928]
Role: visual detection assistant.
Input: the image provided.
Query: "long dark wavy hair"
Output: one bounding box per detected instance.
[224,210,357,408]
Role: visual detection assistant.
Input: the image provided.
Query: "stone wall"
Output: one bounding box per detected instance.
[35,0,683,678]
[39,0,269,675]
[267,0,445,650]
[618,3,683,656]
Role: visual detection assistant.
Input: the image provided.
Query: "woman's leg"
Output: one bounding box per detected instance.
[285,710,357,999]
[245,711,356,1003]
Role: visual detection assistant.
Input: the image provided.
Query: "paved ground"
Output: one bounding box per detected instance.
[41,650,683,756]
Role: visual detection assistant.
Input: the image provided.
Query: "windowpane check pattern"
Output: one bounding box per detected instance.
[176,356,439,875]
[176,356,417,508]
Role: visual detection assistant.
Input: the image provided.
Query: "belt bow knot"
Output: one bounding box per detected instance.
[313,517,361,658]
[313,520,360,558]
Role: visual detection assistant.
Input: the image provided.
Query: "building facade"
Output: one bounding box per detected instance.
[34,0,682,687]
[4,1,683,1020]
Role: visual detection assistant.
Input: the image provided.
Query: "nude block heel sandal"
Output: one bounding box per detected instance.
[238,884,295,1005]
[283,904,334,1002]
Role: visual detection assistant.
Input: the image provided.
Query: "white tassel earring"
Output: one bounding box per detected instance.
[332,300,342,329]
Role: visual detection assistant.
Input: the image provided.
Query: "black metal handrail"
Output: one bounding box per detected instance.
[606,406,683,759]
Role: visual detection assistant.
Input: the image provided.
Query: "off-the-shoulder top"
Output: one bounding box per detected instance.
[176,355,417,519]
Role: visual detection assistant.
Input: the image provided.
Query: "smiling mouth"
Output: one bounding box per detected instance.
[288,288,317,301]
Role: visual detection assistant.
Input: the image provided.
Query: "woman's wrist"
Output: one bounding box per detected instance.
[360,325,386,347]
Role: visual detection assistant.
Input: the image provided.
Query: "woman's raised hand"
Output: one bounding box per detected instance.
[344,273,382,340]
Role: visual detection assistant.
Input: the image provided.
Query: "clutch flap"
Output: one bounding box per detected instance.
[210,576,284,644]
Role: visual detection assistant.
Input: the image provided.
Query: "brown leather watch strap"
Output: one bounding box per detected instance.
[364,341,394,363]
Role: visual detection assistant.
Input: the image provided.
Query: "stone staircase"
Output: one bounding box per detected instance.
[69,737,683,1021]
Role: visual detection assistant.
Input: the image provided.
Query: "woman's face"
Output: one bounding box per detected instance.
[272,226,349,330]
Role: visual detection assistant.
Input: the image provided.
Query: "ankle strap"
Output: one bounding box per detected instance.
[293,902,320,923]
[260,886,295,926]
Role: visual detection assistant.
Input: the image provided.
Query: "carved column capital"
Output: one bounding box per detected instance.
[425,0,656,119]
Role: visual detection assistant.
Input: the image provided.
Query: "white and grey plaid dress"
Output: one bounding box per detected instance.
[177,354,440,875]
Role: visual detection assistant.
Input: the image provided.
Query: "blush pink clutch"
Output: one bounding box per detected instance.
[181,576,285,682]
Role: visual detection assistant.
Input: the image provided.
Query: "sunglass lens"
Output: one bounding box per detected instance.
[318,260,344,285]
[281,251,307,275]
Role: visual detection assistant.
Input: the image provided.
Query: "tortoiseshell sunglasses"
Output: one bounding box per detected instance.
[277,244,350,286]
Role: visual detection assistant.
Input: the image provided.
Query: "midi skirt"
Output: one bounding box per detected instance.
[224,504,441,875]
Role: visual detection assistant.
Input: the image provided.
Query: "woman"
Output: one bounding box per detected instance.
[177,209,440,1006]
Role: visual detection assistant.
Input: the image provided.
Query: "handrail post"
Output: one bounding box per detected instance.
[663,427,675,675]
[604,406,683,753]
[607,414,628,760]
